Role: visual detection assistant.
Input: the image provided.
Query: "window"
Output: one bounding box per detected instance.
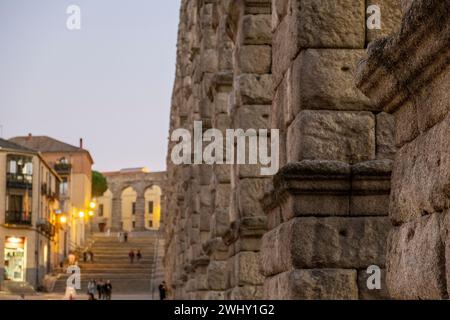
[98,204,104,217]
[132,202,136,215]
[8,160,17,174]
[6,155,33,183]
[149,220,153,228]
[6,191,32,225]
[59,178,68,195]
[148,201,154,214]
[132,221,136,229]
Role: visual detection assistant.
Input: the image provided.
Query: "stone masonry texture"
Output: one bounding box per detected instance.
[163,0,448,300]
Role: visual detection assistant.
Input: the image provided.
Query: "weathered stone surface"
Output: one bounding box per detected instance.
[234,74,273,106]
[390,114,450,224]
[240,14,272,45]
[236,45,272,74]
[227,285,263,300]
[386,213,448,299]
[376,112,397,160]
[227,252,265,288]
[233,105,270,130]
[294,49,375,112]
[350,159,393,216]
[236,178,267,218]
[263,269,359,300]
[211,207,229,238]
[287,110,376,164]
[207,260,227,290]
[393,100,419,147]
[414,67,450,133]
[272,0,366,85]
[260,217,390,276]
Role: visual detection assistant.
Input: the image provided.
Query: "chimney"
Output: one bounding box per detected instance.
[79,138,83,149]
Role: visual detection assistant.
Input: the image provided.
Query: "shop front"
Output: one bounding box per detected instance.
[3,236,26,282]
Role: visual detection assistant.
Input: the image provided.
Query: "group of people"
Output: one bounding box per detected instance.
[128,249,142,264]
[87,279,113,300]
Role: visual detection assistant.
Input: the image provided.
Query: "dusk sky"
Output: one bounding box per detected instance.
[0,0,180,172]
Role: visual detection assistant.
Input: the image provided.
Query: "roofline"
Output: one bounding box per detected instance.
[38,149,95,165]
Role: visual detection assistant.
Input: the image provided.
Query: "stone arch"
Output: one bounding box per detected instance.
[121,186,137,232]
[104,171,166,232]
[144,185,162,230]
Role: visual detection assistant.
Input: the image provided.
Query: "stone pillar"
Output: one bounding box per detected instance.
[222,0,273,300]
[259,0,402,299]
[134,194,146,231]
[111,195,122,232]
[356,0,450,299]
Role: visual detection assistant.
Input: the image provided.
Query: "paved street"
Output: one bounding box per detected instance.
[0,291,155,300]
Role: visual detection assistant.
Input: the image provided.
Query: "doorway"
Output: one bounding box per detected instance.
[4,237,26,282]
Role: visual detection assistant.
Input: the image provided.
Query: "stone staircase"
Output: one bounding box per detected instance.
[53,232,162,294]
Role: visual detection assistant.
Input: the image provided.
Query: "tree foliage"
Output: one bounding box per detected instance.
[92,171,108,197]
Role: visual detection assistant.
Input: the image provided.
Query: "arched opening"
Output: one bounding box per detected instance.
[121,186,137,232]
[144,185,162,230]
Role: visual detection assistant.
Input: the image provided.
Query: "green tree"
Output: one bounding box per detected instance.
[92,171,108,197]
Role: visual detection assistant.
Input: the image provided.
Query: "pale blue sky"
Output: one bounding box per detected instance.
[0,0,180,172]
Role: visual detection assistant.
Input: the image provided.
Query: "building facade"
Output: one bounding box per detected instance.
[0,139,61,289]
[94,168,165,233]
[9,135,94,252]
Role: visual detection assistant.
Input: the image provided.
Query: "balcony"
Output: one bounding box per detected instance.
[54,163,72,175]
[5,211,32,226]
[37,219,56,237]
[6,173,33,189]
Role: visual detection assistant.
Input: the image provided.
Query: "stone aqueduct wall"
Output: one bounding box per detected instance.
[163,0,449,299]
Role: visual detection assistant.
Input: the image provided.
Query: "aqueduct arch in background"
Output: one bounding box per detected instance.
[102,169,166,232]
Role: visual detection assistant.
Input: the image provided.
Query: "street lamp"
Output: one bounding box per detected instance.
[89,201,96,209]
[78,211,85,218]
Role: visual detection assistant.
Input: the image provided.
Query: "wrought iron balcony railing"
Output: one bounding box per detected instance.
[5,211,32,226]
[6,173,33,189]
[37,219,56,237]
[54,163,72,174]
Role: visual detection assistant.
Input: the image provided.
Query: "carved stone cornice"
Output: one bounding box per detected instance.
[356,0,449,113]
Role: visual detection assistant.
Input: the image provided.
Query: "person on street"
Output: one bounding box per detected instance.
[87,279,97,297]
[129,250,135,264]
[97,279,104,300]
[124,232,128,243]
[104,280,113,300]
[136,250,142,262]
[159,281,167,300]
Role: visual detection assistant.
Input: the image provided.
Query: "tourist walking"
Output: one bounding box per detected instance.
[159,281,167,300]
[87,279,97,297]
[128,249,135,264]
[136,250,142,262]
[96,279,104,300]
[104,280,113,300]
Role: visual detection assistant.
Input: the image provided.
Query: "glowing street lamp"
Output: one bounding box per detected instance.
[88,211,94,217]
[89,201,96,209]
[78,211,85,218]
[60,216,67,224]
